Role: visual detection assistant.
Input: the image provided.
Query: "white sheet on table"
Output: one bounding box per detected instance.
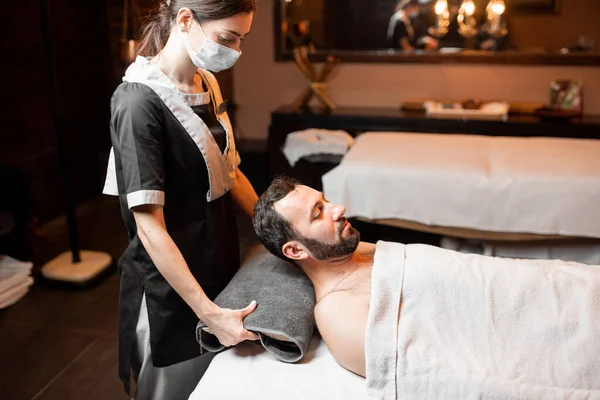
[189,334,368,400]
[322,132,600,238]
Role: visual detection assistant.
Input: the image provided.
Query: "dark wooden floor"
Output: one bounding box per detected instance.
[0,148,270,400]
[0,194,129,400]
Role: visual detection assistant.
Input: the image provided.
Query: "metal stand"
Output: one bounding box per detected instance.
[39,0,113,287]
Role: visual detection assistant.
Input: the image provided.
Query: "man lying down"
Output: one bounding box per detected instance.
[252,176,600,399]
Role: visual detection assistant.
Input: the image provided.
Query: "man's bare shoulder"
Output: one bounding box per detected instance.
[314,290,369,334]
[314,291,368,377]
[315,290,355,319]
[357,241,376,257]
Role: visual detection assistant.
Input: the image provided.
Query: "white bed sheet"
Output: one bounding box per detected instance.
[189,334,368,400]
[322,132,600,238]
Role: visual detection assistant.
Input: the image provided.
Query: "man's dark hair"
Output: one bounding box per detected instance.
[252,175,301,261]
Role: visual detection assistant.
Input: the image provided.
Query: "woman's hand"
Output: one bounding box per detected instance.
[202,301,260,347]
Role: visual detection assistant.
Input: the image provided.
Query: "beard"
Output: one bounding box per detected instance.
[299,219,361,261]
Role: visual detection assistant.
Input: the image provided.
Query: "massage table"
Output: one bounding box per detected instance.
[190,241,600,399]
[189,333,368,399]
[322,131,600,263]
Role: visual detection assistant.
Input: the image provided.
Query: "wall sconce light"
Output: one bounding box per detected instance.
[457,0,478,38]
[428,0,450,38]
[482,0,508,38]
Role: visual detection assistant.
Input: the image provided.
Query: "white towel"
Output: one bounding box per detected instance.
[282,129,354,167]
[366,241,600,399]
[0,255,34,309]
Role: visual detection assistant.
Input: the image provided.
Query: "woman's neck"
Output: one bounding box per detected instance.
[157,33,198,87]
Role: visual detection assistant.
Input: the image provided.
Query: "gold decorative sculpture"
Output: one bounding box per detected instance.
[291,45,341,111]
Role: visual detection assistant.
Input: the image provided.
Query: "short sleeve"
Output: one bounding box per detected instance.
[110,83,166,209]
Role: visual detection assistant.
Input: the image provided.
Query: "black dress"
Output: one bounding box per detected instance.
[109,82,240,393]
[387,12,415,49]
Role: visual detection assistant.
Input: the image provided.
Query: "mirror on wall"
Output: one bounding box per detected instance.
[275,0,600,65]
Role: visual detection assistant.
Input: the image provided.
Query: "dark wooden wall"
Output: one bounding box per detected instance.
[2,0,114,225]
[1,0,235,227]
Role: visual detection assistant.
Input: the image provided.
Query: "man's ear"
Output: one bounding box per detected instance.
[282,241,309,261]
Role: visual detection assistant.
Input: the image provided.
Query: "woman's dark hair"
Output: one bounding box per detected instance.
[252,175,301,261]
[396,0,420,12]
[136,0,256,58]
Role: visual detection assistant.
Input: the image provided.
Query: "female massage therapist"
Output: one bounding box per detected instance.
[102,0,259,398]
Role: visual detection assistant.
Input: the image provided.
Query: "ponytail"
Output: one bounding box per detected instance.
[136,3,172,58]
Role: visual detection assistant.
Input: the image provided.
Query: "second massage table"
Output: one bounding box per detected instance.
[321,131,600,262]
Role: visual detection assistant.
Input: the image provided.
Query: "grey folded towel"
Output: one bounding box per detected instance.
[196,245,316,362]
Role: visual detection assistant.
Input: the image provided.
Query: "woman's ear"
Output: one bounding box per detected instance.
[282,241,309,261]
[177,8,195,31]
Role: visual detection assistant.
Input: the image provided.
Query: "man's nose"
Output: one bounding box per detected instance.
[331,204,346,220]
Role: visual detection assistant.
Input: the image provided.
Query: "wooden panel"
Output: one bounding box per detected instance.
[2,0,239,225]
[2,91,56,152]
[2,0,113,223]
[4,5,48,95]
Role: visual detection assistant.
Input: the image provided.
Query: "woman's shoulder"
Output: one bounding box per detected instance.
[110,82,166,119]
[111,82,162,107]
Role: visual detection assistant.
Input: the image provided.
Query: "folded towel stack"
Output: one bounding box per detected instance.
[0,255,34,309]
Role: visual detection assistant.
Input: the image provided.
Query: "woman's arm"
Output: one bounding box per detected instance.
[231,168,259,219]
[400,37,414,51]
[133,204,259,346]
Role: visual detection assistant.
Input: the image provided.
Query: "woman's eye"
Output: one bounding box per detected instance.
[219,36,236,43]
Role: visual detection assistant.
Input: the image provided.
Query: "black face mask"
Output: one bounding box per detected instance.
[298,219,361,261]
